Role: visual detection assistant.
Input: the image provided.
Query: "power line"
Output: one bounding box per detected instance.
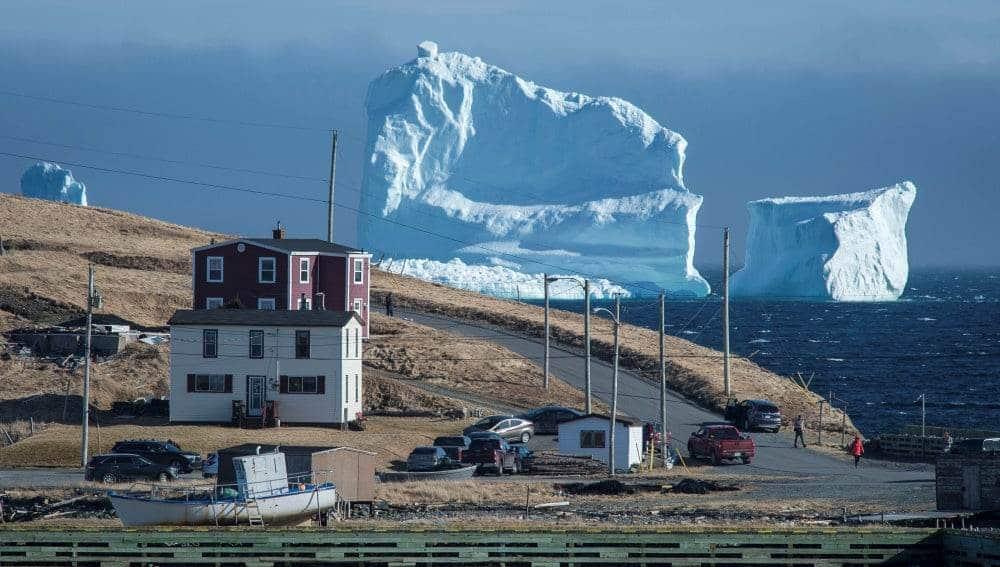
[0,134,328,182]
[0,89,330,132]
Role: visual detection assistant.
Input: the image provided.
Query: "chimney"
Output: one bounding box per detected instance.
[272,221,285,240]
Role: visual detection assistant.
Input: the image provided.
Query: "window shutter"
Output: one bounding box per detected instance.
[279,375,288,394]
[187,374,195,392]
[224,374,233,393]
[316,375,325,395]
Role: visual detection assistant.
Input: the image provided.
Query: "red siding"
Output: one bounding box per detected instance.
[347,256,370,338]
[290,254,318,309]
[193,243,289,309]
[316,256,347,311]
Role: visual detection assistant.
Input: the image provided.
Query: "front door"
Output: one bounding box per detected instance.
[962,465,981,510]
[247,375,266,417]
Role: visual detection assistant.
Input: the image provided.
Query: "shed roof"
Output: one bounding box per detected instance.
[561,413,643,427]
[168,309,358,327]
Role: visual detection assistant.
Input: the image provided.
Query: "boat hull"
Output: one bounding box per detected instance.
[109,487,337,527]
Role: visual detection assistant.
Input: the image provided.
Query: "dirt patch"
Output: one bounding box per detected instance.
[0,284,83,324]
[81,251,189,274]
[667,478,741,494]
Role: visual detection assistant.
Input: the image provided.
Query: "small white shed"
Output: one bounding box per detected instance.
[557,414,645,471]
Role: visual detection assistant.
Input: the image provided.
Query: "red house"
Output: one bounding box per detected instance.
[191,227,371,337]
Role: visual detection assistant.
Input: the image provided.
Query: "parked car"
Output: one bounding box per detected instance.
[462,437,525,475]
[201,452,219,478]
[110,440,201,473]
[406,446,451,472]
[462,415,534,443]
[85,454,178,483]
[520,406,583,435]
[467,431,504,442]
[687,424,756,465]
[724,399,782,433]
[433,435,472,461]
[948,438,1000,455]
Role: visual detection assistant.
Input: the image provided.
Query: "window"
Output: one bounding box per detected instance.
[257,297,276,310]
[353,258,364,283]
[249,330,263,359]
[203,329,218,358]
[258,257,276,283]
[205,297,224,309]
[580,430,606,449]
[295,330,310,359]
[299,258,310,283]
[355,373,359,402]
[353,298,363,314]
[195,374,226,392]
[354,328,359,358]
[206,256,223,282]
[281,375,322,394]
[299,296,311,310]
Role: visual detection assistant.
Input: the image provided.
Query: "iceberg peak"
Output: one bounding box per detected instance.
[360,45,709,297]
[20,162,88,206]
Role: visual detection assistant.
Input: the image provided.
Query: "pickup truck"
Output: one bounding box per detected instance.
[461,437,531,475]
[687,424,756,465]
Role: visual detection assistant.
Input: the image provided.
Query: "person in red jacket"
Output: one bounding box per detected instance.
[850,434,865,468]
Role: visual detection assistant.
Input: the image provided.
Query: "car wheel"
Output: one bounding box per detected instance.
[711,452,721,466]
[687,444,696,459]
[102,472,117,484]
[157,472,170,482]
[511,461,519,475]
[742,457,752,465]
[171,459,185,471]
[520,431,531,444]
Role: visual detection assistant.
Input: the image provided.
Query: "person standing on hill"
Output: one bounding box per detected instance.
[793,415,806,448]
[851,434,865,467]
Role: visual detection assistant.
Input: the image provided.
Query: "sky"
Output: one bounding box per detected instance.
[1,1,999,268]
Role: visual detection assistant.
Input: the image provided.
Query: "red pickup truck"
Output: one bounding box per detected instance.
[687,424,756,465]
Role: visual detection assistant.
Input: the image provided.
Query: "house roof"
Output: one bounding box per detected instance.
[168,309,358,328]
[243,238,364,255]
[561,413,644,427]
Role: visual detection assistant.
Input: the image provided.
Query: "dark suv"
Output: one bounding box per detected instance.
[110,440,201,473]
[85,454,178,483]
[725,399,782,433]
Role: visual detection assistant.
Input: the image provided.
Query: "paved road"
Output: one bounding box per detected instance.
[400,309,933,484]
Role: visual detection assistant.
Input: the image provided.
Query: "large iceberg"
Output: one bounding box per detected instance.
[360,41,709,298]
[730,182,917,301]
[20,162,88,206]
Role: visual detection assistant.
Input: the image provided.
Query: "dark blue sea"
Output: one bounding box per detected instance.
[539,268,1000,436]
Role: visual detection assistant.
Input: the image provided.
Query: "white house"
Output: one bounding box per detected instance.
[168,309,363,426]
[557,414,645,471]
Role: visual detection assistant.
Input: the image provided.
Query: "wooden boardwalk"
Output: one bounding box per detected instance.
[2,526,996,566]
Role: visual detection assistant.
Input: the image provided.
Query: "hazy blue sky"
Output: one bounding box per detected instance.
[1,1,998,267]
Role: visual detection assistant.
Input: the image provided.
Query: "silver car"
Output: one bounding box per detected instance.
[463,415,534,444]
[407,446,449,471]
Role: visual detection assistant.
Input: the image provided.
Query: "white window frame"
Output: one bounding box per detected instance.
[353,258,364,284]
[353,298,363,314]
[354,327,359,358]
[249,329,264,359]
[205,297,224,309]
[258,257,277,284]
[257,297,276,310]
[299,296,311,310]
[355,373,359,402]
[299,257,310,284]
[206,256,224,283]
[580,429,606,449]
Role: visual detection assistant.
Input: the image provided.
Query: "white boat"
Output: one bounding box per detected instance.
[109,451,337,526]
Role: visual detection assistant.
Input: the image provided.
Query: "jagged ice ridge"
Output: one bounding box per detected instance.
[20,162,88,206]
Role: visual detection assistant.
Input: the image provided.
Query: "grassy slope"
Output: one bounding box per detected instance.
[0,193,854,445]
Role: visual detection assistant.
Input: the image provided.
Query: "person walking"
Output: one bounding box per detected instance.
[793,414,806,448]
[850,434,865,468]
[385,292,395,317]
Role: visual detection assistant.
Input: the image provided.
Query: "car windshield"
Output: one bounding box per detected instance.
[757,404,779,413]
[163,443,181,452]
[710,428,740,439]
[474,416,505,429]
[434,437,467,447]
[411,447,440,455]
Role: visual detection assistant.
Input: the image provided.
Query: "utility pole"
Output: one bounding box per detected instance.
[609,294,620,476]
[722,227,732,398]
[80,264,97,467]
[583,279,592,414]
[817,399,827,446]
[659,291,668,466]
[543,273,551,389]
[326,130,338,243]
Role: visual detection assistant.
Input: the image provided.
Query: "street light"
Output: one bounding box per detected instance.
[593,294,621,476]
[544,276,592,413]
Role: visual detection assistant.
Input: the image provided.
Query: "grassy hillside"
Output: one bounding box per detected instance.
[0,193,854,444]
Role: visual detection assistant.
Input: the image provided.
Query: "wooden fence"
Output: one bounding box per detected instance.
[877,433,951,460]
[1,526,985,566]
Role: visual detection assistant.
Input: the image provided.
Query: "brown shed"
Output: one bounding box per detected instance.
[311,447,376,504]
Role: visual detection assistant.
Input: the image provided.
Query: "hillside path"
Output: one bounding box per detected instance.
[399,309,933,484]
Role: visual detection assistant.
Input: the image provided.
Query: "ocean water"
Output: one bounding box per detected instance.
[542,268,1000,435]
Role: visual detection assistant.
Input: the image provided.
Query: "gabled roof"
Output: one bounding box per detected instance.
[561,413,644,427]
[168,309,358,328]
[242,238,364,255]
